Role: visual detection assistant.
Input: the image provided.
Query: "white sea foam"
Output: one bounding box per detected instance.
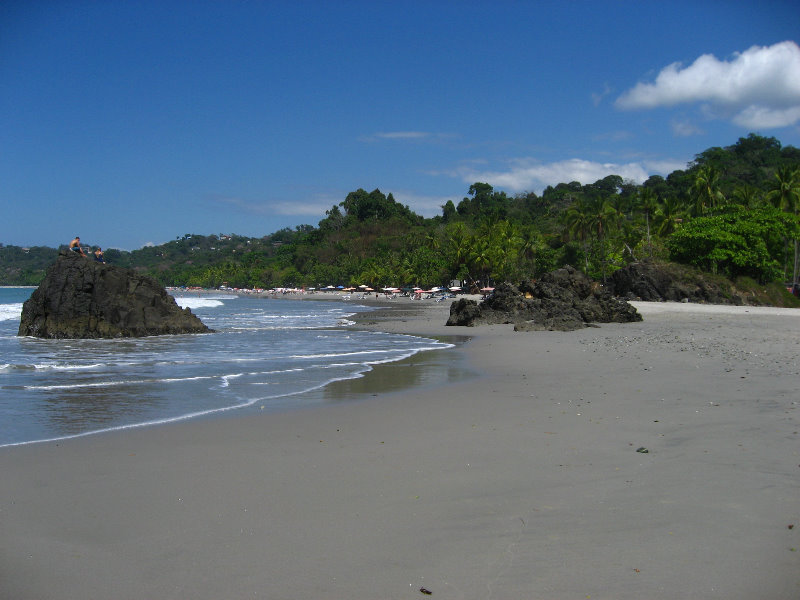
[174,297,226,309]
[33,363,105,371]
[0,303,22,322]
[24,374,221,391]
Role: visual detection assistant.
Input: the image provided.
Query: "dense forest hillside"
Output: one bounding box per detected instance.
[3,134,799,302]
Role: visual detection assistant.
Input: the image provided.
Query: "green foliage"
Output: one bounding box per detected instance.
[3,134,799,292]
[666,206,797,282]
[336,189,419,225]
[733,276,800,308]
[0,245,58,285]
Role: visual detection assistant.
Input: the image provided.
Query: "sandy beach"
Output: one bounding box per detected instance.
[1,299,799,599]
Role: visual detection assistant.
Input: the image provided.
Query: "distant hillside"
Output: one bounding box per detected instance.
[0,245,58,285]
[3,134,798,303]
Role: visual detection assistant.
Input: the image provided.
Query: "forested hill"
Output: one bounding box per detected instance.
[2,134,799,294]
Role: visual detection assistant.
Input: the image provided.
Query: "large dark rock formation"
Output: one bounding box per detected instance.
[607,260,743,304]
[18,251,212,338]
[447,265,642,331]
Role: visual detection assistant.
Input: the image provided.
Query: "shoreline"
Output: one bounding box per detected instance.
[1,301,799,598]
[0,299,467,450]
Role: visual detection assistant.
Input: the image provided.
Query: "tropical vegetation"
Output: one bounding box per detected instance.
[2,134,799,297]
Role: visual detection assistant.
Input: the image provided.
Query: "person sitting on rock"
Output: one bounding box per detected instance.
[93,247,105,263]
[69,236,85,256]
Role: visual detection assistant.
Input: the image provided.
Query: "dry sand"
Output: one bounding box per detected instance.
[1,299,799,599]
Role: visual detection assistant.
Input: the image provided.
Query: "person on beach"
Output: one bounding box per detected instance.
[69,236,85,256]
[93,247,105,263]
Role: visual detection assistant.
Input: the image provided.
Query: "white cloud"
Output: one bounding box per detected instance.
[733,105,800,129]
[455,157,684,193]
[616,41,800,128]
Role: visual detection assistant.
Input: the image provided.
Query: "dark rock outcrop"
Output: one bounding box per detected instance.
[607,260,743,304]
[447,266,642,331]
[18,251,212,338]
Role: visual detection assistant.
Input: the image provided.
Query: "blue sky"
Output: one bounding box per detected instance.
[2,0,799,250]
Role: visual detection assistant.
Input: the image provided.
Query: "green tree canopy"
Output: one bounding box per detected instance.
[666,206,797,282]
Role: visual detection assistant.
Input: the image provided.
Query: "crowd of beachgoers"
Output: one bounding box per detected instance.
[168,284,488,302]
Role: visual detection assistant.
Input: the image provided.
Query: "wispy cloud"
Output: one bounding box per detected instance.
[359,131,455,143]
[453,156,686,193]
[591,83,613,106]
[210,196,271,215]
[671,118,704,137]
[208,195,331,219]
[213,190,456,220]
[272,201,334,217]
[591,130,634,142]
[390,191,456,218]
[374,131,431,139]
[615,41,800,129]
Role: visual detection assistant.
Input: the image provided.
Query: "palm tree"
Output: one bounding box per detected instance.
[653,196,684,237]
[731,184,764,209]
[692,165,725,216]
[563,197,618,280]
[490,221,525,282]
[767,166,800,285]
[585,196,618,241]
[586,197,619,282]
[638,188,659,256]
[561,200,593,272]
[517,225,542,275]
[767,166,800,213]
[445,222,475,283]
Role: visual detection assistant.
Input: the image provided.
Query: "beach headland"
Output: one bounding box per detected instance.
[1,300,798,599]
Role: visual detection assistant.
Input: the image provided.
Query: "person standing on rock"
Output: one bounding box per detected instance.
[69,236,85,257]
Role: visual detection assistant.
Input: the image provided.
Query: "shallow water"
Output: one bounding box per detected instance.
[0,289,454,446]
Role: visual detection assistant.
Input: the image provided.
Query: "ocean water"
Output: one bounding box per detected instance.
[0,288,453,447]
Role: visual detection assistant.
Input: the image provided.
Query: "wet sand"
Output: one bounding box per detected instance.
[1,301,798,599]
